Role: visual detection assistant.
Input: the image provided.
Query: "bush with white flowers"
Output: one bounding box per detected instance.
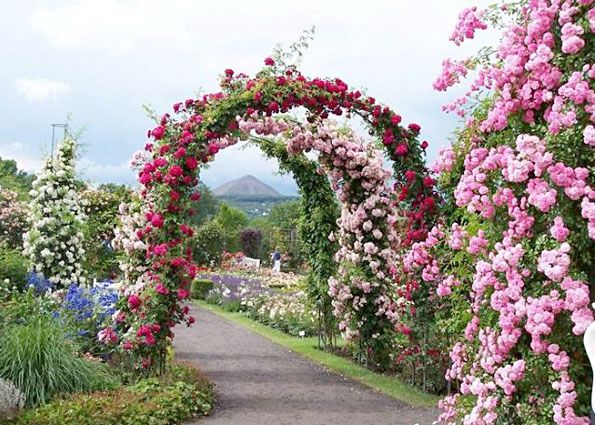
[23,139,86,288]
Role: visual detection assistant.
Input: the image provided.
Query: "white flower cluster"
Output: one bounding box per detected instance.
[22,139,86,287]
[0,378,25,417]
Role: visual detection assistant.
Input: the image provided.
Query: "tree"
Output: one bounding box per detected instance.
[240,228,262,258]
[23,139,86,288]
[189,182,219,226]
[214,202,247,252]
[0,157,34,198]
[192,220,225,267]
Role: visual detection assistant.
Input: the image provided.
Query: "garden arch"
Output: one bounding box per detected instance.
[111,59,438,371]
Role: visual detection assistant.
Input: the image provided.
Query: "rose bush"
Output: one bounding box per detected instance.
[409,1,595,423]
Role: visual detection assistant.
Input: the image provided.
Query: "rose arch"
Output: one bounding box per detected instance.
[105,59,438,372]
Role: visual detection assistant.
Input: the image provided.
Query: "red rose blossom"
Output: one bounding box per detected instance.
[395,143,409,156]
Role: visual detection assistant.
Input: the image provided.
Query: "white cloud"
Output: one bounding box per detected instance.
[0,141,43,172]
[77,158,136,185]
[14,78,71,102]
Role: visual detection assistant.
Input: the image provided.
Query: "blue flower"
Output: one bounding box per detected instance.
[27,272,53,294]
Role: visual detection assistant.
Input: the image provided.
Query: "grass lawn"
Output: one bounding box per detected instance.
[194,300,440,408]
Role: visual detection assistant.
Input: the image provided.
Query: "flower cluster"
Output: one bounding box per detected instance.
[436,1,594,139]
[23,139,86,288]
[0,187,27,248]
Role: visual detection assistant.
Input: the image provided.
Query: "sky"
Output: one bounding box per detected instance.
[0,0,493,195]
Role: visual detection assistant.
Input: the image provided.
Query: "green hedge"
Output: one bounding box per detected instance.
[190,279,213,300]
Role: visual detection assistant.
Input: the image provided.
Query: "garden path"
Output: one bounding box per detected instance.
[174,305,439,425]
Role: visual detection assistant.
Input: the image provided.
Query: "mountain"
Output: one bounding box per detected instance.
[212,175,298,218]
[213,175,282,197]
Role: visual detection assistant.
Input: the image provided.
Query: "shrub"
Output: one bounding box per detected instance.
[0,378,25,420]
[11,362,213,425]
[0,315,116,407]
[190,279,213,300]
[192,220,224,267]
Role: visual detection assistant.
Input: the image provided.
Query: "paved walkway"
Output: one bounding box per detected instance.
[174,305,439,425]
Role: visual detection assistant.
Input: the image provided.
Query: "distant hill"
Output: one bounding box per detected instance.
[212,175,297,218]
[213,175,281,197]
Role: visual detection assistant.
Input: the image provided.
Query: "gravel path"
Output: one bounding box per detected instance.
[174,305,439,425]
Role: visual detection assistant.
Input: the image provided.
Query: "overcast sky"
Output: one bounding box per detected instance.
[0,0,492,195]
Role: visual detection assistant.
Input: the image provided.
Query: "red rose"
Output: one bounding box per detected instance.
[224,68,234,77]
[128,294,141,309]
[139,173,152,185]
[264,57,275,66]
[408,123,421,133]
[173,102,182,113]
[395,143,409,156]
[391,114,402,124]
[150,213,164,228]
[185,156,198,170]
[421,140,429,149]
[208,142,219,155]
[404,170,416,181]
[154,244,168,256]
[170,191,180,202]
[190,191,201,201]
[422,196,435,210]
[174,147,186,159]
[254,92,262,102]
[177,288,190,299]
[423,176,434,188]
[151,126,165,140]
[169,165,183,177]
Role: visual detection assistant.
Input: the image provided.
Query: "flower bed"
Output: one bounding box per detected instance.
[201,272,316,336]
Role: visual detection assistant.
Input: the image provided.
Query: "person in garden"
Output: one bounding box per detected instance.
[271,247,281,273]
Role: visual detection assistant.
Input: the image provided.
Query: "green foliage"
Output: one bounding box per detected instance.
[0,314,116,407]
[0,158,34,198]
[9,362,213,425]
[214,202,248,252]
[189,181,219,226]
[191,220,224,267]
[81,186,132,280]
[0,247,28,290]
[190,279,213,300]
